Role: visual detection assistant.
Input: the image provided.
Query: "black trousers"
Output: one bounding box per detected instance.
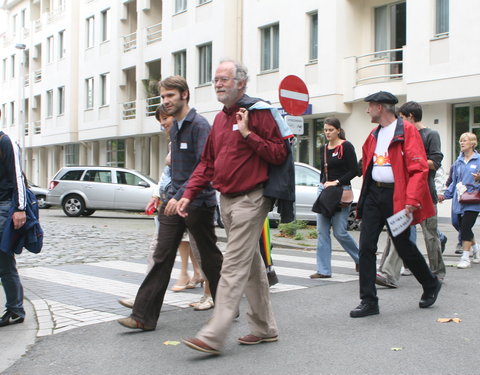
[131,202,223,327]
[359,183,437,304]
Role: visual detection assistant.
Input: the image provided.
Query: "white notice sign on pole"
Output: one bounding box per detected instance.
[285,115,304,135]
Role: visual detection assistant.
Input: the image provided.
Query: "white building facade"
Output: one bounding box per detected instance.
[1,0,478,216]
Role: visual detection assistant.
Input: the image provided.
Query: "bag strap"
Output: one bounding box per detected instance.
[323,144,328,181]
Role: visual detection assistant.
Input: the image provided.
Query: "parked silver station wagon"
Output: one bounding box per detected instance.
[46,166,159,217]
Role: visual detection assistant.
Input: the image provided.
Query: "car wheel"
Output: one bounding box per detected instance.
[62,195,85,217]
[82,209,96,216]
[36,195,50,209]
[347,204,361,231]
[215,206,224,228]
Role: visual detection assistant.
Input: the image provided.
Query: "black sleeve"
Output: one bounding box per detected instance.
[337,141,359,185]
[425,129,443,170]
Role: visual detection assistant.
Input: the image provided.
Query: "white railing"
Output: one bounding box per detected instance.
[48,5,65,23]
[33,120,41,134]
[24,74,29,87]
[34,70,42,83]
[22,27,29,38]
[24,123,29,136]
[145,96,161,117]
[355,47,403,85]
[123,32,137,52]
[122,100,136,120]
[34,19,41,32]
[146,23,162,44]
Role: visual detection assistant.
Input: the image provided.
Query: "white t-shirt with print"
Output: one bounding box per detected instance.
[372,119,397,183]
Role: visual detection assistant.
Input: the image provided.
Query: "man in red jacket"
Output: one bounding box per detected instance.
[350,91,441,318]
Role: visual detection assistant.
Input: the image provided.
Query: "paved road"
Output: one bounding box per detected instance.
[2,209,478,374]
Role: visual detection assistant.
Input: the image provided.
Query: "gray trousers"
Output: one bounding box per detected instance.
[379,209,446,282]
[196,188,278,350]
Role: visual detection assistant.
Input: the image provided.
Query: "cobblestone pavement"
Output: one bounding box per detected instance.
[17,209,164,268]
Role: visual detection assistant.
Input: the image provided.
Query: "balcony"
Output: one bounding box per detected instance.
[145,96,160,117]
[33,120,41,134]
[146,23,162,45]
[122,100,136,120]
[123,32,137,53]
[34,70,42,83]
[24,74,29,87]
[355,48,403,85]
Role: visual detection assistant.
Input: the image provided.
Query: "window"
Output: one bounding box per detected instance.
[83,170,112,183]
[20,9,26,28]
[85,77,94,109]
[374,2,406,56]
[10,55,15,78]
[1,104,6,127]
[198,0,211,4]
[436,0,449,35]
[309,12,318,62]
[86,16,95,48]
[2,59,6,81]
[58,30,65,59]
[260,23,279,72]
[116,171,143,186]
[47,36,54,63]
[173,50,186,77]
[100,73,110,106]
[10,101,15,125]
[64,144,79,166]
[295,164,319,187]
[12,14,17,35]
[198,43,212,85]
[58,86,65,115]
[106,140,126,167]
[46,90,53,117]
[175,0,187,13]
[60,169,84,180]
[101,8,110,42]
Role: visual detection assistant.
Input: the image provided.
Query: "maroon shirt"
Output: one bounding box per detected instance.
[183,104,287,200]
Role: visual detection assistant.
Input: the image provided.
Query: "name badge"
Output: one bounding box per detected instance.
[180,142,188,149]
[470,164,477,169]
[232,124,239,131]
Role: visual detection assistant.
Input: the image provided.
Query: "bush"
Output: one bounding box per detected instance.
[278,220,308,237]
[294,233,305,240]
[307,229,318,239]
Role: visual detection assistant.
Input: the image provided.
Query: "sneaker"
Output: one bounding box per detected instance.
[0,310,25,327]
[457,258,471,269]
[472,244,480,264]
[194,296,214,311]
[375,272,398,288]
[401,267,412,276]
[455,243,463,255]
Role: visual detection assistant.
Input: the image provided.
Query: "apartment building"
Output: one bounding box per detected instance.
[1,0,479,218]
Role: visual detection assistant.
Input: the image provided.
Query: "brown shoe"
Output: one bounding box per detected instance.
[238,334,278,345]
[117,317,155,331]
[310,273,331,279]
[182,338,220,355]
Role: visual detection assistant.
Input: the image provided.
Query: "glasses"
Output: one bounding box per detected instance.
[211,77,237,84]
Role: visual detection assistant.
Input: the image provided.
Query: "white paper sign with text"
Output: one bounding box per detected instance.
[387,209,413,237]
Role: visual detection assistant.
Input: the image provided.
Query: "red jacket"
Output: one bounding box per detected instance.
[357,117,435,225]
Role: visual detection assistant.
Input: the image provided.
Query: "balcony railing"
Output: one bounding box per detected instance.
[34,19,41,32]
[122,100,136,120]
[355,47,403,85]
[34,70,42,83]
[123,32,137,52]
[24,122,29,136]
[145,96,161,117]
[33,120,41,134]
[24,74,30,87]
[146,23,162,45]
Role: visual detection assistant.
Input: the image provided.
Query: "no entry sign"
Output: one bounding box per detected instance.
[278,75,309,116]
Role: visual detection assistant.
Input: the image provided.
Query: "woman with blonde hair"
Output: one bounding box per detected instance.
[439,132,480,268]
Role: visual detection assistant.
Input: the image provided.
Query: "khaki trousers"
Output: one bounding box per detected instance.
[197,188,278,350]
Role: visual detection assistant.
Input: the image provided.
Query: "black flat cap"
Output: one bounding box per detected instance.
[364,91,398,104]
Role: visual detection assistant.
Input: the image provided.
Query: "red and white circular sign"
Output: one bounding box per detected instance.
[278,75,309,116]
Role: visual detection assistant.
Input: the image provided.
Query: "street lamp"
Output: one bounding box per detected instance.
[15,43,26,170]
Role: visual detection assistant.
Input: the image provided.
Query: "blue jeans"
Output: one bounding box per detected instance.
[315,189,360,275]
[0,201,25,317]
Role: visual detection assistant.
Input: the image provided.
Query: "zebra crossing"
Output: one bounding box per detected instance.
[20,249,359,337]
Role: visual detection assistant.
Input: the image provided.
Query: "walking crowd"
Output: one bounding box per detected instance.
[0,59,479,357]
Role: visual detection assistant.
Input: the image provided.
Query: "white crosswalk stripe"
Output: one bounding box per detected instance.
[20,251,358,336]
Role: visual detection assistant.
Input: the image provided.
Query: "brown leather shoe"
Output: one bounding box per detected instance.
[182,338,220,355]
[310,273,331,279]
[117,317,155,331]
[238,334,278,345]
